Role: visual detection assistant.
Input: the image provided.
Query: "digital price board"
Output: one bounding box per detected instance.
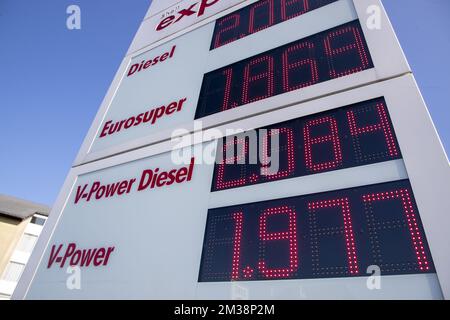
[200,180,434,282]
[196,20,373,119]
[212,97,400,191]
[74,0,411,165]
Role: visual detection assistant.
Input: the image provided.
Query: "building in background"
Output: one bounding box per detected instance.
[0,195,49,299]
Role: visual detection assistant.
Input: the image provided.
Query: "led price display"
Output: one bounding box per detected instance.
[195,20,374,119]
[199,180,434,282]
[211,0,338,50]
[211,97,401,192]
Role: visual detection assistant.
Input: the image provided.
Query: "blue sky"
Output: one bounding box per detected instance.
[0,0,449,206]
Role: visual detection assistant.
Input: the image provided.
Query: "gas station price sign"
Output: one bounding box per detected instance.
[211,97,401,191]
[211,0,339,50]
[196,20,373,119]
[199,180,435,282]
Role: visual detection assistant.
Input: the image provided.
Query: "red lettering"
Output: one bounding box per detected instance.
[198,0,219,16]
[213,14,240,49]
[261,128,295,180]
[152,106,166,124]
[187,157,195,181]
[104,247,115,265]
[60,243,76,268]
[231,212,244,280]
[99,97,187,139]
[138,158,195,191]
[281,0,309,20]
[324,26,370,78]
[80,248,98,267]
[169,45,176,58]
[258,206,298,279]
[127,45,176,77]
[143,60,152,69]
[104,182,120,198]
[221,68,234,111]
[100,121,112,138]
[87,182,100,201]
[166,102,178,115]
[159,52,169,62]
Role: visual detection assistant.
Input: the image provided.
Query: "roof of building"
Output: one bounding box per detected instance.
[0,194,50,220]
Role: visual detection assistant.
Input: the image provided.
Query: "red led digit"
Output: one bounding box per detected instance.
[213,14,241,49]
[362,189,430,271]
[231,212,244,280]
[221,68,234,111]
[304,116,343,172]
[258,206,298,279]
[282,41,319,92]
[249,0,275,34]
[308,198,359,275]
[242,55,274,105]
[261,128,295,179]
[324,26,370,78]
[215,137,249,190]
[281,0,309,21]
[347,102,399,157]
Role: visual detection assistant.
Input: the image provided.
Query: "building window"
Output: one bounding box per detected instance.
[31,215,46,226]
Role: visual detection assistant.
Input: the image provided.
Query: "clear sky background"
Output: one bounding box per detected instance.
[0,0,449,206]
